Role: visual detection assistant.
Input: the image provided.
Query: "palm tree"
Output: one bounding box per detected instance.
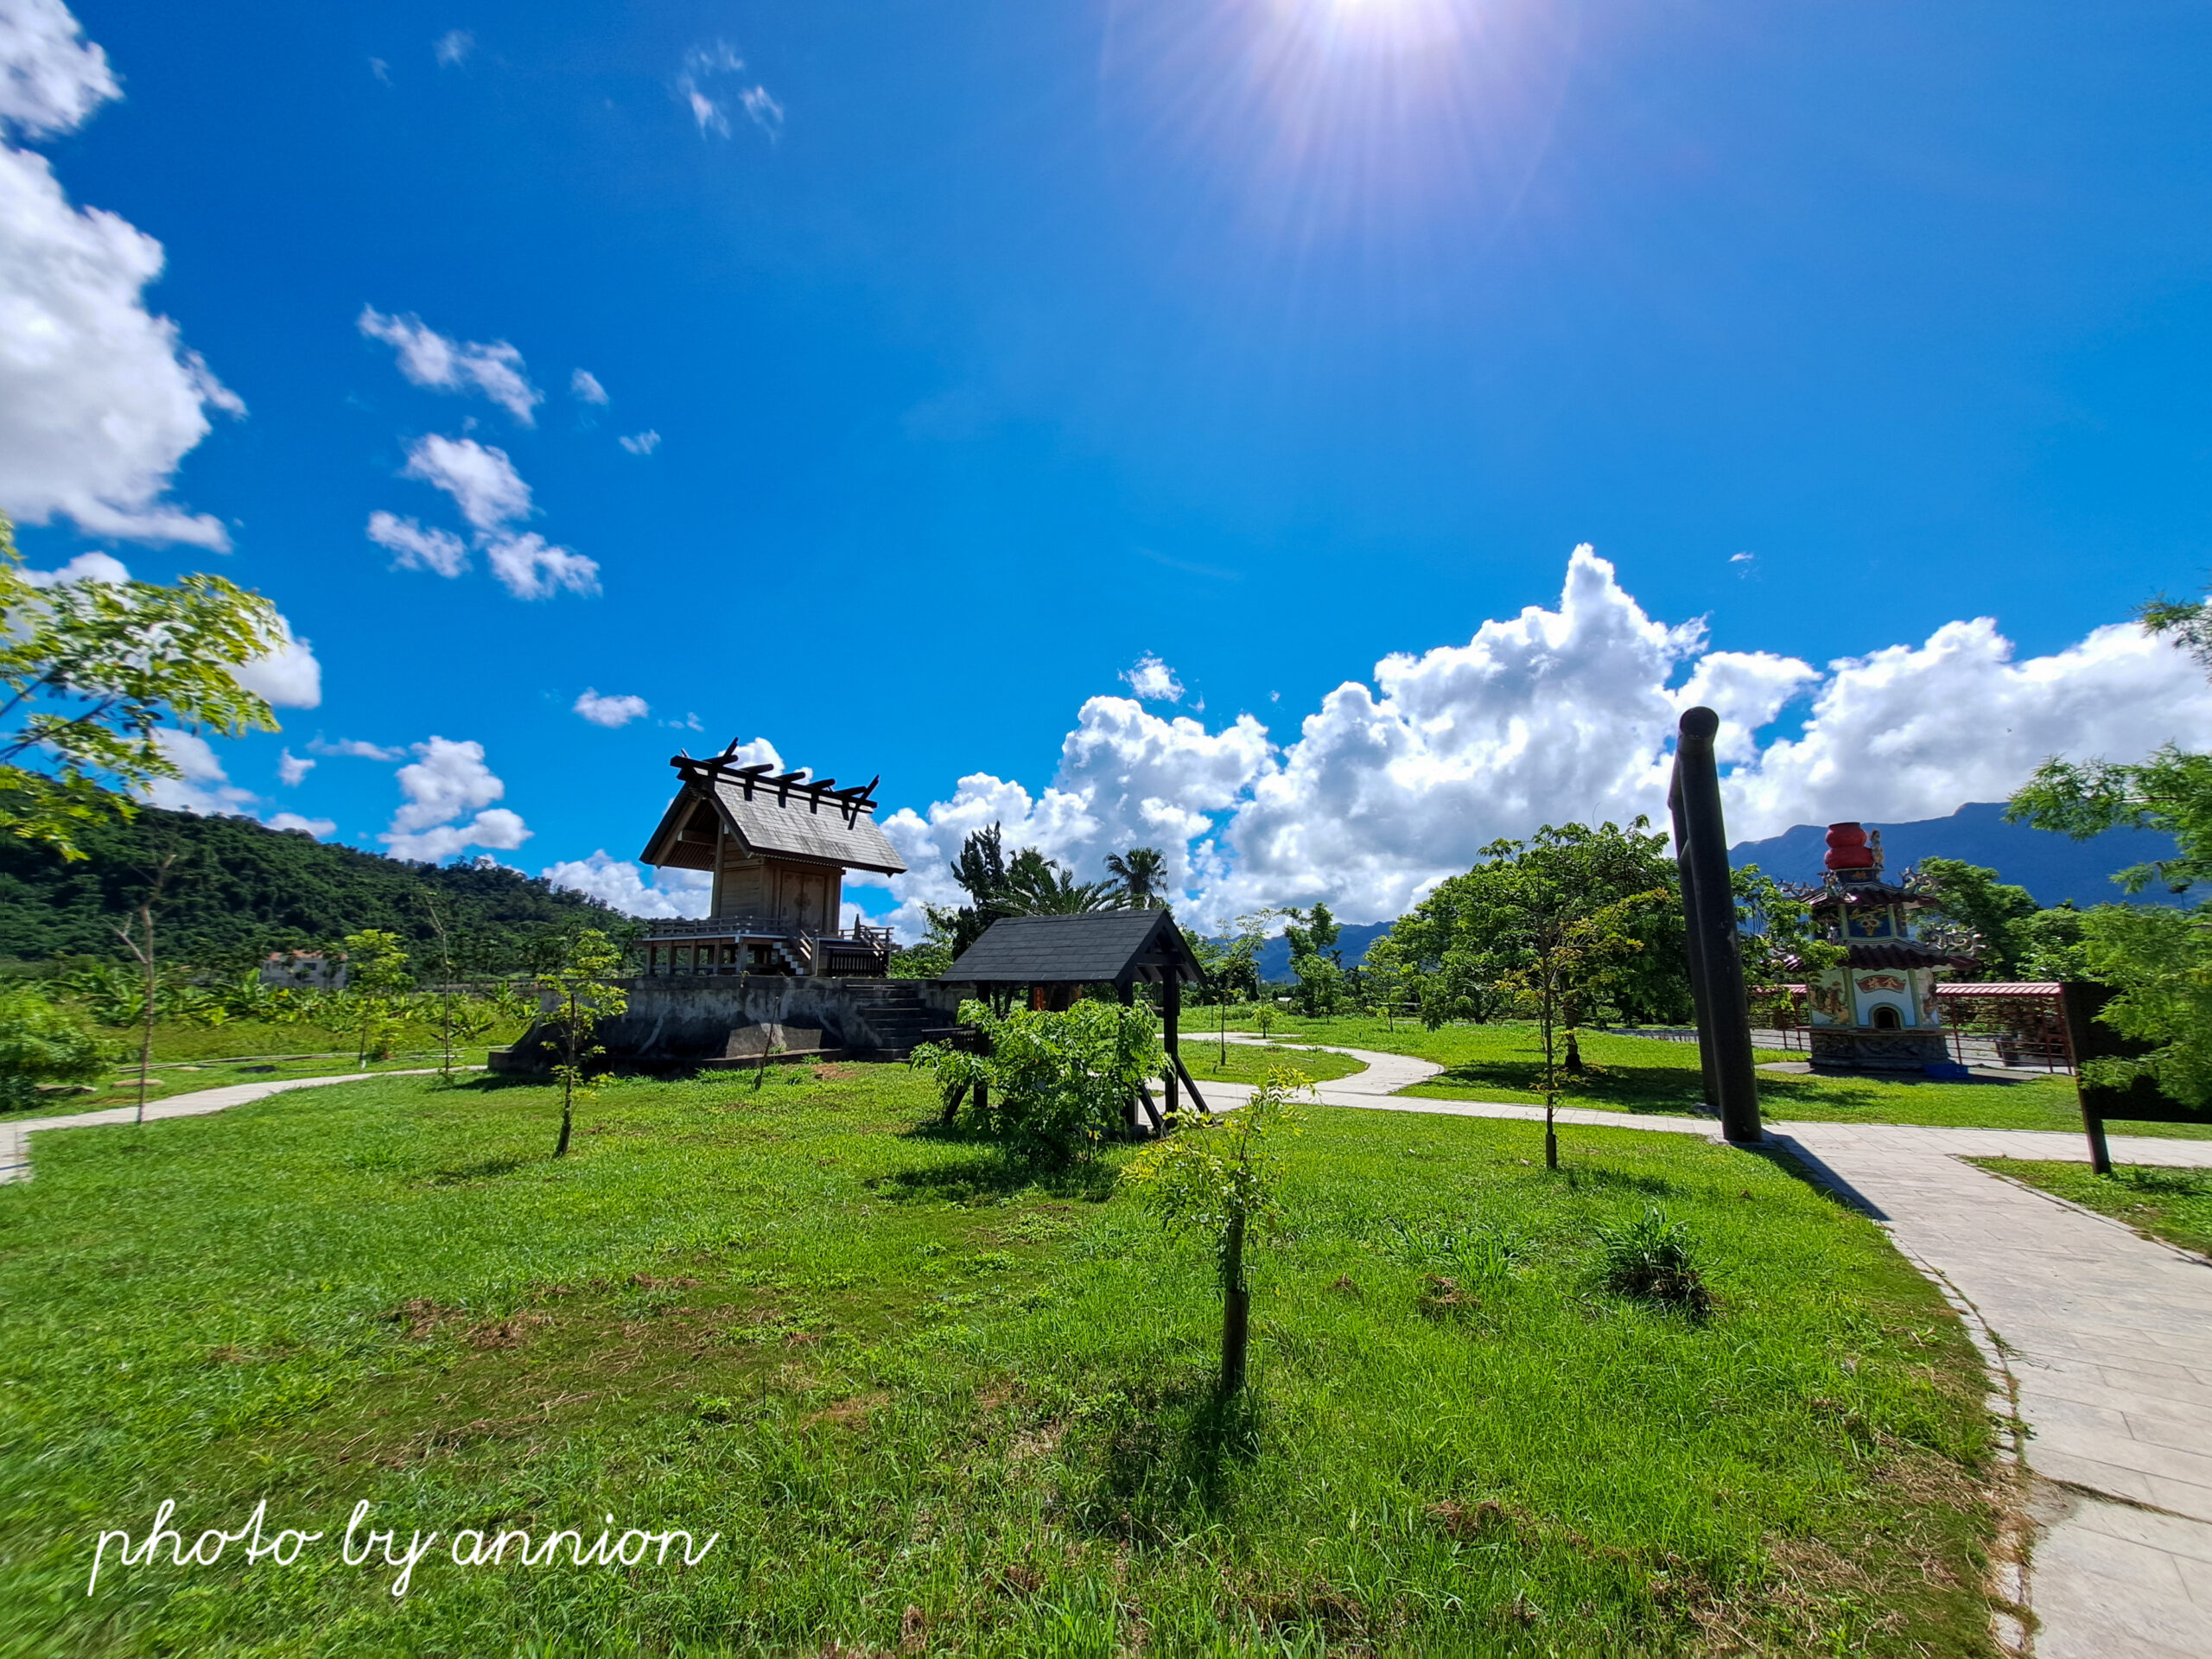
[1104,846,1169,910]
[1001,847,1120,914]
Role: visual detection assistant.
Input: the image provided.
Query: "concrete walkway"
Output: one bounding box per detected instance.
[0,1071,444,1185]
[1216,1037,2212,1656]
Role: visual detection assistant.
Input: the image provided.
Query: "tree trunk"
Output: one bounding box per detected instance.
[1544,1090,1559,1170]
[1221,1211,1250,1395]
[134,905,156,1127]
[556,1078,573,1158]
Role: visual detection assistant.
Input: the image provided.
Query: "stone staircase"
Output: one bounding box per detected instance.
[828,982,950,1060]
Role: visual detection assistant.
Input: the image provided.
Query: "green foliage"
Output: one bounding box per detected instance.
[1596,1205,1715,1320]
[532,929,630,1157]
[0,512,286,858]
[1122,1066,1310,1393]
[2075,902,2212,1107]
[1389,821,1688,1031]
[0,804,620,970]
[2007,744,2212,897]
[2014,905,2090,980]
[332,929,412,1064]
[1910,857,2042,977]
[1281,902,1344,1015]
[912,998,1164,1162]
[1732,863,1844,990]
[1103,846,1168,909]
[0,983,106,1109]
[1122,1067,1308,1277]
[931,824,1127,958]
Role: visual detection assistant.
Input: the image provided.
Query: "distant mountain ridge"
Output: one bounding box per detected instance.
[1727,802,2185,908]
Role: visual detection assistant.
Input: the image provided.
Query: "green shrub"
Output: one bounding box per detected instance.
[912,998,1165,1162]
[0,985,107,1110]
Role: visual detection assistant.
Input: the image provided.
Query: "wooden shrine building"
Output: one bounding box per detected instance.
[638,745,906,978]
[942,911,1211,1128]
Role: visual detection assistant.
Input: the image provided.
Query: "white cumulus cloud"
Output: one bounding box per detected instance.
[265,811,334,837]
[542,851,711,920]
[574,688,649,728]
[19,548,127,586]
[1122,652,1185,702]
[401,433,531,531]
[309,735,404,761]
[618,429,659,455]
[379,735,532,862]
[366,509,468,577]
[867,546,2212,938]
[142,728,254,815]
[359,307,541,425]
[485,531,598,600]
[434,30,473,68]
[569,368,607,404]
[276,748,313,786]
[0,5,242,547]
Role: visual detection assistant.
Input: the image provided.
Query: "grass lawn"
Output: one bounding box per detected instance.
[5,1019,528,1121]
[1211,1013,2212,1141]
[1177,1040,1366,1086]
[0,1064,2004,1656]
[1969,1160,2212,1259]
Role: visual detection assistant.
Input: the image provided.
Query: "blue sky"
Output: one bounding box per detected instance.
[7,1,2212,931]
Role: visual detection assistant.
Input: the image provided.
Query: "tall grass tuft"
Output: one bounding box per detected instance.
[1595,1205,1715,1320]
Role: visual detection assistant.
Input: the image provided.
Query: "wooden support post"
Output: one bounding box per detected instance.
[939,1079,969,1128]
[1163,971,1182,1121]
[1675,708,1763,1143]
[1173,1051,1211,1115]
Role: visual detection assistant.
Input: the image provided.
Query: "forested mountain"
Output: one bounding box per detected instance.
[1727,802,2184,906]
[0,807,620,970]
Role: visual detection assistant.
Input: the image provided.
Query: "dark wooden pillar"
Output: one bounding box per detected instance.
[1163,971,1181,1120]
[1675,708,1762,1142]
[1669,775,1723,1110]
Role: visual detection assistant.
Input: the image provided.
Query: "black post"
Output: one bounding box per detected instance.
[2059,982,2116,1175]
[1675,708,1763,1142]
[1163,971,1182,1121]
[1669,769,1723,1112]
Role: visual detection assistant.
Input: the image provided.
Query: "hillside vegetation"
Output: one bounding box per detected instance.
[0,805,619,971]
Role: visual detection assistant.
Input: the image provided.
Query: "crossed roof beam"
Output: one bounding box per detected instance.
[670,742,881,813]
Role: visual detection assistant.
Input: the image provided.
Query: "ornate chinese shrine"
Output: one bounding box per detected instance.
[1796,822,1975,1071]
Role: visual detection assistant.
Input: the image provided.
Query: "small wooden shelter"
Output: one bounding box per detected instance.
[942,911,1211,1128]
[638,743,906,977]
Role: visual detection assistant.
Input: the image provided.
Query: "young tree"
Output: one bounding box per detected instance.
[339,929,414,1065]
[1104,846,1169,909]
[112,849,179,1124]
[1281,903,1344,1016]
[2074,904,2212,1107]
[0,512,287,858]
[535,929,630,1157]
[1360,933,1410,1030]
[1122,1067,1310,1395]
[1731,864,1846,1013]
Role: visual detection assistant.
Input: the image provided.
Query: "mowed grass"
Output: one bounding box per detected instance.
[1214,1012,2212,1140]
[5,1018,528,1120]
[0,1065,2003,1656]
[1970,1160,2212,1258]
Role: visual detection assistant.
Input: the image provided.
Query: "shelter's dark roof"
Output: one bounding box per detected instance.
[1847,941,1972,971]
[941,911,1204,986]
